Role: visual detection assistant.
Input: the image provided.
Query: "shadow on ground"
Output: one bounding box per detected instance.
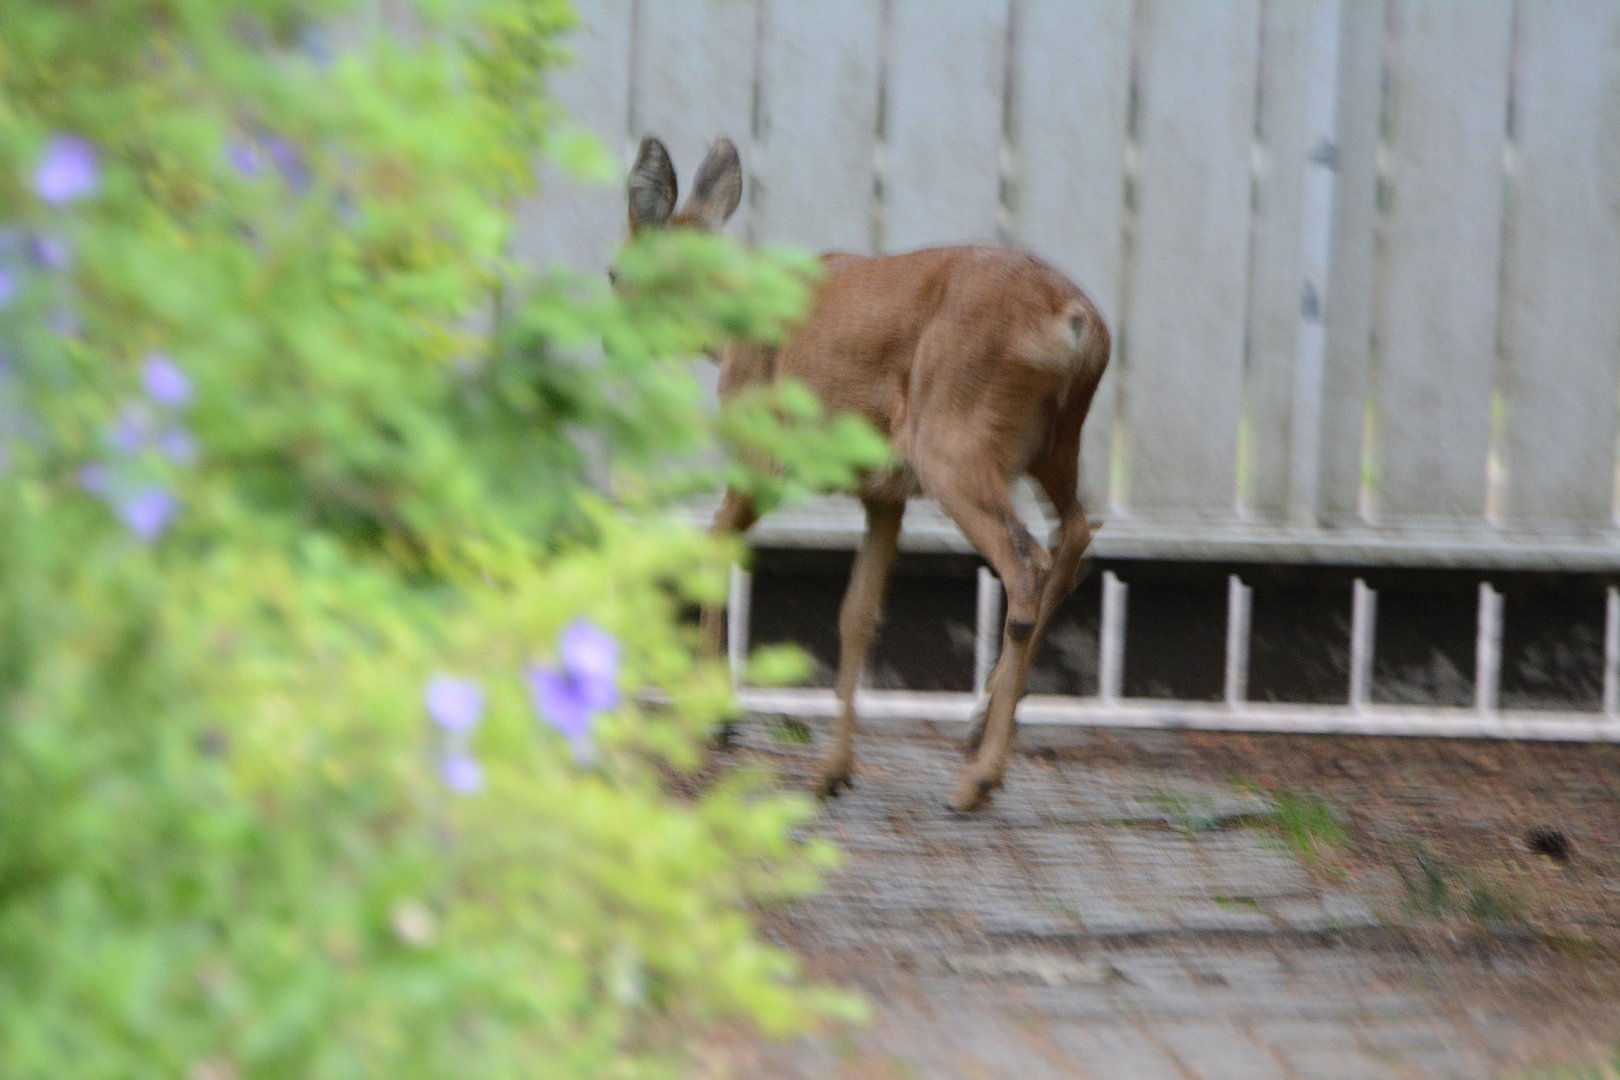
[716,721,1620,1079]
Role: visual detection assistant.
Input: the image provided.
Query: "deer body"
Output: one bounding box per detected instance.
[628,137,1108,811]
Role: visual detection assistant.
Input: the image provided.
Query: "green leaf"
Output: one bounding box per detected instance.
[744,644,813,687]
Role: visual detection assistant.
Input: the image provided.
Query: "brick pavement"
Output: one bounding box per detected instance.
[730,721,1618,1079]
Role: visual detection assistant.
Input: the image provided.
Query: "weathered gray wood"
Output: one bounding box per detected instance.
[1284,0,1344,527]
[1499,0,1620,530]
[1121,0,1262,518]
[524,0,1619,564]
[635,0,759,408]
[882,0,1009,251]
[634,0,759,242]
[754,0,883,253]
[1316,0,1384,525]
[1245,0,1342,522]
[510,0,633,275]
[1371,1,1512,523]
[1009,0,1131,514]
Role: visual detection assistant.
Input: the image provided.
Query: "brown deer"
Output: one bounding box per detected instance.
[626,135,1109,812]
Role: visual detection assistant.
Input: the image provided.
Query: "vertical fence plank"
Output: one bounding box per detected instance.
[754,0,883,253]
[1121,0,1262,518]
[510,0,633,276]
[1245,0,1341,522]
[635,0,760,408]
[1316,0,1384,525]
[635,0,759,242]
[1372,1,1513,523]
[882,0,1010,251]
[1284,1,1344,527]
[1500,0,1620,530]
[1010,0,1131,514]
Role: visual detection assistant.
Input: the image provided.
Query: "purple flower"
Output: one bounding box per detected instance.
[78,462,111,495]
[229,133,310,191]
[559,620,620,710]
[424,675,484,735]
[0,268,15,309]
[527,666,592,743]
[142,353,191,407]
[157,427,198,465]
[27,234,71,270]
[108,401,154,454]
[526,622,620,762]
[118,486,179,542]
[34,134,100,205]
[228,141,264,177]
[262,135,311,193]
[439,750,485,795]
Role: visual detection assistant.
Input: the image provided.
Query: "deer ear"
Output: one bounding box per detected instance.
[681,137,743,231]
[627,135,677,230]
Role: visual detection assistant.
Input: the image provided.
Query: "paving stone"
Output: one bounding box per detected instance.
[1015,983,1134,1022]
[1176,953,1285,995]
[904,1004,1078,1080]
[1190,833,1318,899]
[937,951,1115,987]
[1261,1026,1368,1056]
[1254,1018,1377,1078]
[1080,907,1183,938]
[1285,1052,1403,1080]
[1105,832,1222,894]
[1264,897,1357,933]
[1456,1005,1539,1071]
[1049,1023,1188,1079]
[1358,1019,1482,1078]
[1156,1021,1292,1080]
[979,909,1086,939]
[1104,783,1275,830]
[1014,828,1117,864]
[1320,892,1383,928]
[1176,903,1281,935]
[730,723,1615,1078]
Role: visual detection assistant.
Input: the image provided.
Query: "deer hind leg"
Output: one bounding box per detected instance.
[924,480,1051,813]
[963,510,1096,758]
[817,499,905,797]
[965,461,1098,756]
[1028,447,1101,662]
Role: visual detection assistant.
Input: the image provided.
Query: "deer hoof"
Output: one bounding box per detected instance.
[816,767,854,799]
[948,772,1000,813]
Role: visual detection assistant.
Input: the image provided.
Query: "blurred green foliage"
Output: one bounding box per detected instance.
[0,1,881,1075]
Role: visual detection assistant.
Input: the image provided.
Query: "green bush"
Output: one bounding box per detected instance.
[0,2,880,1076]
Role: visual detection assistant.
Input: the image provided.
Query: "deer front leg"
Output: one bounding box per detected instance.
[817,499,905,796]
[699,488,760,660]
[700,488,758,748]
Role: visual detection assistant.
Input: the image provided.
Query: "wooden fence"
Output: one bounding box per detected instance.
[519,0,1620,570]
[516,0,1620,737]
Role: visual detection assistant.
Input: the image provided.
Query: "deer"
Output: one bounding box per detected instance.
[624,134,1109,812]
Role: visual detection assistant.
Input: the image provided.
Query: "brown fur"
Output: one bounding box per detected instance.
[627,136,1110,811]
